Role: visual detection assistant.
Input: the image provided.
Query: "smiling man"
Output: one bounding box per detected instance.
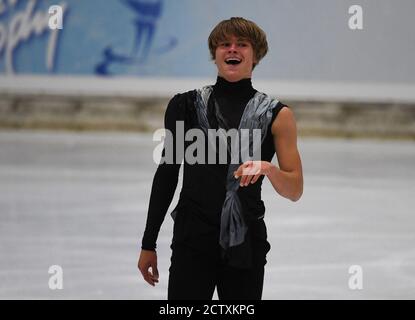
[215,34,255,82]
[138,17,303,300]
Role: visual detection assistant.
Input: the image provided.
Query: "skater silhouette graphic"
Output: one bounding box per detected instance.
[95,0,176,75]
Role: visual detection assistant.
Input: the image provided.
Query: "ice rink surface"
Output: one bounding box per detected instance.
[0,130,414,299]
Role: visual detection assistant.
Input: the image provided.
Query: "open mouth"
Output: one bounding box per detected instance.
[225,58,242,65]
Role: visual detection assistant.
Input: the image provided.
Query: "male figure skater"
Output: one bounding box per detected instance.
[138,17,303,300]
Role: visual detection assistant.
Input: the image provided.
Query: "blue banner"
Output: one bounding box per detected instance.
[0,0,414,83]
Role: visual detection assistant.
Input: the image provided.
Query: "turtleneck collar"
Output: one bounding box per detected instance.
[213,76,255,96]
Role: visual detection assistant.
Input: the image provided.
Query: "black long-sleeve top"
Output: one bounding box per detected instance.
[141,76,285,251]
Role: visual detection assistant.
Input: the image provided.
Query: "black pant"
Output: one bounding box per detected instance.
[168,211,270,299]
[168,244,265,300]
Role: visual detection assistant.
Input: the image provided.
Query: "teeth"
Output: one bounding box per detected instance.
[225,58,242,65]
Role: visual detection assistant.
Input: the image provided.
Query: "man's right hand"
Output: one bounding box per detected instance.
[138,249,159,286]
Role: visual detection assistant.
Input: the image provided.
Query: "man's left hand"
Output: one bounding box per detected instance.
[234,160,275,187]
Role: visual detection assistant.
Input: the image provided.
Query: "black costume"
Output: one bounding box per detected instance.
[142,76,285,299]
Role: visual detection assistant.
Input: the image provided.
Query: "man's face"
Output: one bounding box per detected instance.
[214,35,257,82]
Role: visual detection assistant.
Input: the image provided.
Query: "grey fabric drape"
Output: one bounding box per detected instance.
[195,85,279,250]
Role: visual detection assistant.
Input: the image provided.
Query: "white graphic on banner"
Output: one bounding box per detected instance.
[0,0,67,74]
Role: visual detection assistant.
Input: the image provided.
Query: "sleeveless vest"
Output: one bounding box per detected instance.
[194,86,279,253]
